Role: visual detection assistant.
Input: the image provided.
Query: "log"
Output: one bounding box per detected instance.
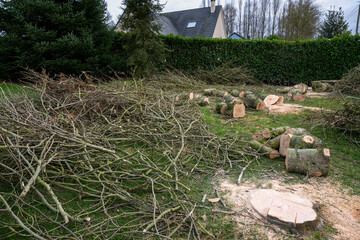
[279,133,293,157]
[243,94,265,110]
[226,103,246,118]
[264,95,279,107]
[288,89,305,102]
[268,135,281,149]
[269,126,292,138]
[216,102,227,115]
[239,91,245,97]
[197,96,210,106]
[277,87,292,94]
[312,81,333,93]
[252,132,266,143]
[289,128,308,135]
[275,95,284,105]
[243,91,253,97]
[231,89,241,97]
[203,89,228,97]
[257,92,268,100]
[250,140,280,159]
[224,95,243,105]
[286,148,331,176]
[289,135,322,149]
[293,83,308,94]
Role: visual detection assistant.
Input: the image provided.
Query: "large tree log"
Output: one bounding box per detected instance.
[243,94,265,110]
[288,89,305,102]
[286,148,331,176]
[279,134,293,157]
[293,83,308,94]
[250,140,280,159]
[231,89,241,97]
[226,103,246,118]
[217,102,245,118]
[312,81,333,92]
[268,135,281,149]
[224,95,243,104]
[275,95,284,105]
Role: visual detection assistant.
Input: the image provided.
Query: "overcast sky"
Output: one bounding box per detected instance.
[106,0,360,33]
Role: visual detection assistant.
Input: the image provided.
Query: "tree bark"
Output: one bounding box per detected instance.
[286,148,330,176]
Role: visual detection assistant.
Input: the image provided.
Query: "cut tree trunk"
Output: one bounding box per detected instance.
[312,81,334,93]
[294,83,308,94]
[262,128,271,139]
[268,135,281,149]
[197,96,210,106]
[189,93,203,100]
[243,94,265,110]
[264,95,279,107]
[250,189,318,228]
[288,89,305,102]
[286,148,331,176]
[226,103,246,118]
[289,135,322,149]
[239,91,245,97]
[250,140,280,159]
[231,89,241,97]
[224,95,243,105]
[288,128,308,135]
[279,134,293,157]
[216,103,227,115]
[269,126,292,138]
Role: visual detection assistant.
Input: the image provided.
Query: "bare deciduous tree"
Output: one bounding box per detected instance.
[259,0,270,39]
[224,1,238,36]
[272,0,281,34]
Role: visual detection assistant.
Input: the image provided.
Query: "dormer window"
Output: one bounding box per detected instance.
[187,21,196,28]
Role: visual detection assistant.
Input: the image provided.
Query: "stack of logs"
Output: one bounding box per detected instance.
[311,80,335,93]
[251,126,330,176]
[278,83,308,102]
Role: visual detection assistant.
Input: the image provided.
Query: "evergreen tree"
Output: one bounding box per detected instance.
[318,7,349,38]
[0,0,113,79]
[120,0,166,77]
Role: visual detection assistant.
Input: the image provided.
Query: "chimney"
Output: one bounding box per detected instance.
[211,0,215,13]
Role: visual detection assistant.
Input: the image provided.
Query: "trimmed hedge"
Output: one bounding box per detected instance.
[114,33,360,85]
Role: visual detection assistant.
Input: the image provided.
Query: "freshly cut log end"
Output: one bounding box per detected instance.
[189,92,194,100]
[232,103,246,118]
[279,134,293,157]
[289,134,322,149]
[256,101,266,110]
[269,150,280,159]
[275,95,284,105]
[198,97,210,106]
[302,135,314,144]
[262,128,271,139]
[175,96,180,102]
[252,133,263,141]
[285,148,331,176]
[264,95,279,107]
[216,103,227,115]
[293,95,305,102]
[239,91,245,97]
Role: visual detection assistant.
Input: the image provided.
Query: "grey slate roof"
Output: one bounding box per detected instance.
[158,6,222,38]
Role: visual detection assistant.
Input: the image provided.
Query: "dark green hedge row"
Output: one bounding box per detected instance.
[114,33,360,85]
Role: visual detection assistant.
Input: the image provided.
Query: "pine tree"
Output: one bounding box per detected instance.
[318,7,349,38]
[120,0,166,77]
[0,0,113,79]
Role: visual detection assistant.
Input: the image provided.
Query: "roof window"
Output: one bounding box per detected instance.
[187,21,196,28]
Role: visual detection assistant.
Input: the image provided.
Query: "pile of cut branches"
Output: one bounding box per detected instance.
[194,62,259,85]
[0,70,255,239]
[335,64,360,96]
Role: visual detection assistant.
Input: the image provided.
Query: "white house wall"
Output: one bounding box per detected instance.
[212,9,227,39]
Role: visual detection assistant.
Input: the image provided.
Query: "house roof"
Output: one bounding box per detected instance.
[229,32,245,39]
[159,6,222,38]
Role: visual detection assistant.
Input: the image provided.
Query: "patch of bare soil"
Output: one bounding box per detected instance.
[219,177,360,239]
[267,103,327,114]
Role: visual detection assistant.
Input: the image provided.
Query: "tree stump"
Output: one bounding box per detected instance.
[286,148,331,176]
[250,189,318,227]
[264,95,279,107]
